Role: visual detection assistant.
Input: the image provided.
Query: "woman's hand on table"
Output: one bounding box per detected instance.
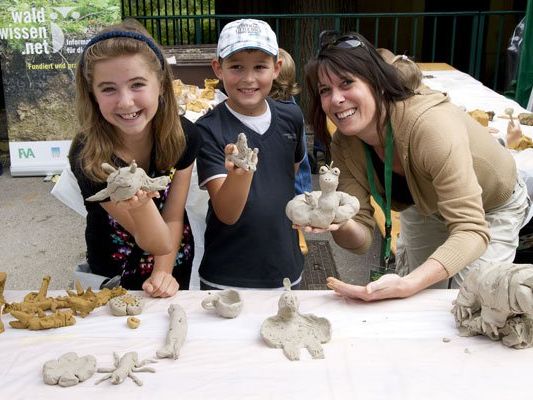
[326,274,415,301]
[142,270,179,298]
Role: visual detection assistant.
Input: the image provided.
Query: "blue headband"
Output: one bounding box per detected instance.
[83,31,165,68]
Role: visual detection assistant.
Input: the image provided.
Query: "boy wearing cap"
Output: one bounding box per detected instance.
[196,19,306,289]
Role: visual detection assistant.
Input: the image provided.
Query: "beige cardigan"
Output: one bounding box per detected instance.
[331,89,517,277]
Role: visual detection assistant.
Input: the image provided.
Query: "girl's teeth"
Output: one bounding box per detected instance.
[121,112,139,120]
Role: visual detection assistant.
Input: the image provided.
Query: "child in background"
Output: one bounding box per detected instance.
[377,48,424,91]
[270,48,313,194]
[69,19,201,297]
[196,19,305,289]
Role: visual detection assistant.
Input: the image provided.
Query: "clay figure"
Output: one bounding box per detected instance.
[452,262,533,349]
[10,309,76,330]
[260,278,332,360]
[286,163,360,229]
[226,132,259,172]
[201,289,243,318]
[95,352,156,386]
[0,272,6,305]
[43,352,97,387]
[156,304,188,360]
[0,304,4,334]
[108,294,144,316]
[127,316,141,329]
[86,160,170,202]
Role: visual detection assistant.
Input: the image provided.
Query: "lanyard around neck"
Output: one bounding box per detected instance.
[363,122,394,268]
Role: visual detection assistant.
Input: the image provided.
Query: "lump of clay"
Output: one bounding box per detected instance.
[156,304,187,360]
[127,316,141,329]
[86,160,170,202]
[260,278,332,360]
[468,109,490,127]
[201,289,243,318]
[226,132,259,172]
[108,294,144,316]
[0,304,4,334]
[43,352,96,387]
[452,262,533,349]
[286,163,360,229]
[95,352,156,386]
[518,112,533,126]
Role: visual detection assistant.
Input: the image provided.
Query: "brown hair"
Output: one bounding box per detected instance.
[391,54,423,91]
[270,48,301,101]
[378,48,423,91]
[305,33,411,149]
[71,18,185,182]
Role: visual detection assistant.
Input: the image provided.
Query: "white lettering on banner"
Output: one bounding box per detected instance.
[11,8,46,24]
[1,2,121,176]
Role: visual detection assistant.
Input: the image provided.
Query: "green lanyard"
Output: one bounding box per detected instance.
[363,122,394,270]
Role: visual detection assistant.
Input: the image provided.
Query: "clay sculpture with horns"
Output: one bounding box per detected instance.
[86,161,170,202]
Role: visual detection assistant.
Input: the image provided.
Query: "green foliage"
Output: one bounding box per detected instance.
[0,0,120,52]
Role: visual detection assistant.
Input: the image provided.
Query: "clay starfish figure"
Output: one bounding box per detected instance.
[260,279,331,360]
[86,161,170,202]
[95,352,156,386]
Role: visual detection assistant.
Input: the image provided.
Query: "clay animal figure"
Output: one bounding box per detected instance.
[108,294,144,316]
[286,163,360,229]
[260,278,332,360]
[86,160,170,202]
[95,352,156,386]
[201,289,243,318]
[452,262,533,349]
[156,304,187,360]
[226,132,259,172]
[43,352,97,387]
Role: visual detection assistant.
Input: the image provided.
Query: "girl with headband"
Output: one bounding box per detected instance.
[69,19,201,297]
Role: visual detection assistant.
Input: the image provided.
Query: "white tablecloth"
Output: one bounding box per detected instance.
[1,289,531,399]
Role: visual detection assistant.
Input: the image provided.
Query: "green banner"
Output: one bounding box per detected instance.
[516,0,533,109]
[0,1,120,175]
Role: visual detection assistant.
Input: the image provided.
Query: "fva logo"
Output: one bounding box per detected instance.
[18,148,36,159]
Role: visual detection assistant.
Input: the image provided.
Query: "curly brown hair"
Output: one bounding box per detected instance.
[270,48,301,101]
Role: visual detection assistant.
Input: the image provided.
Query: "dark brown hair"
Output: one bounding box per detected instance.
[305,33,411,148]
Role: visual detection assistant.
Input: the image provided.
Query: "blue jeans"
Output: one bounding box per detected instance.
[295,146,313,194]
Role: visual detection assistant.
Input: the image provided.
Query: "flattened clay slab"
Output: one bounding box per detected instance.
[452,262,533,349]
[260,278,331,360]
[43,352,96,387]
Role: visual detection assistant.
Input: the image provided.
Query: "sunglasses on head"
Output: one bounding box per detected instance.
[318,30,365,54]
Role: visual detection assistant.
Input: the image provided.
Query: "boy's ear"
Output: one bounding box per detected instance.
[273,58,283,79]
[211,58,224,80]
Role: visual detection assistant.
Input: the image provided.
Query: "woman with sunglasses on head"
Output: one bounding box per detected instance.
[303,32,530,301]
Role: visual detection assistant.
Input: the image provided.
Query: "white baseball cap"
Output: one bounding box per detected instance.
[217,19,278,59]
